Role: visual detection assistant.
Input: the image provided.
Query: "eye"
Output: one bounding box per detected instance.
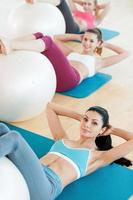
[83,117,88,122]
[90,39,94,43]
[83,2,87,5]
[92,122,98,125]
[84,37,88,41]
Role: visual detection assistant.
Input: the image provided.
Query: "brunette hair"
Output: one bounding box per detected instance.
[86,106,132,167]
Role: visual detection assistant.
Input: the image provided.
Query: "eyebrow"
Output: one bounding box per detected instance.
[84,115,100,122]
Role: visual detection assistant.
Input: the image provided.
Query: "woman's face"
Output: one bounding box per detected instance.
[81,32,100,53]
[80,110,106,138]
[82,0,95,12]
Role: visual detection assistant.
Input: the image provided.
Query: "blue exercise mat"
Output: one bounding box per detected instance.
[100,28,120,41]
[59,72,112,98]
[3,123,133,200]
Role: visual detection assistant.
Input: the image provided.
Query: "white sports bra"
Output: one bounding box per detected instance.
[67,52,96,77]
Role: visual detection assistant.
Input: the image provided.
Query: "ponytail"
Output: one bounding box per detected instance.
[95,45,103,56]
[95,135,132,167]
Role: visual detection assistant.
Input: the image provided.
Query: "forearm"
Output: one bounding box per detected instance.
[46,105,66,140]
[54,33,81,42]
[97,2,110,10]
[67,0,77,12]
[111,128,133,141]
[47,102,83,121]
[72,0,84,5]
[96,2,110,24]
[13,34,36,41]
[104,42,128,55]
[11,39,45,52]
[26,0,60,6]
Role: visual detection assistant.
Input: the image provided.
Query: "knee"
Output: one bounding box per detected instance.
[0,123,10,135]
[10,131,22,143]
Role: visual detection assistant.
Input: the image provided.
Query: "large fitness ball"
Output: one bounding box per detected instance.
[0,157,30,200]
[0,0,22,35]
[0,51,56,122]
[6,2,66,38]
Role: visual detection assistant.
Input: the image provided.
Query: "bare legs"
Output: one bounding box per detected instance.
[0,34,45,54]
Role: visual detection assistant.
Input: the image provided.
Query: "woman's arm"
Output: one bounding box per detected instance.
[72,0,84,6]
[103,128,133,165]
[25,0,60,6]
[111,128,133,140]
[87,128,133,174]
[100,42,129,68]
[46,103,83,140]
[95,2,111,25]
[67,0,78,12]
[54,33,82,42]
[53,33,82,55]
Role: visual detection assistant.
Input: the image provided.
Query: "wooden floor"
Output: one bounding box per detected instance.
[11,0,133,164]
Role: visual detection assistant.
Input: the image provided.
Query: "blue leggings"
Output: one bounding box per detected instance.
[0,123,62,200]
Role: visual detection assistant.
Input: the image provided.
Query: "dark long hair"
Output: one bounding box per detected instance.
[85,28,103,55]
[87,106,132,167]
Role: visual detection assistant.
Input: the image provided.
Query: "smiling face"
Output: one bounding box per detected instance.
[81,32,100,54]
[82,0,96,12]
[80,110,106,138]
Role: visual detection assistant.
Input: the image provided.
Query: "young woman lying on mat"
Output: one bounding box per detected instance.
[26,0,110,33]
[68,0,110,31]
[0,103,133,200]
[0,28,129,92]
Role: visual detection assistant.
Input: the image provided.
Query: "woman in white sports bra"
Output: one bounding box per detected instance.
[0,28,129,92]
[0,103,133,200]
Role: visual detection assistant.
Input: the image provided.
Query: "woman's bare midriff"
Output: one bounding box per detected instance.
[69,60,89,81]
[40,153,78,188]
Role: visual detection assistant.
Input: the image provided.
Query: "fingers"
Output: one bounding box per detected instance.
[102,125,113,136]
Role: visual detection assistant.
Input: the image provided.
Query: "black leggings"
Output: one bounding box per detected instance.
[57,0,80,33]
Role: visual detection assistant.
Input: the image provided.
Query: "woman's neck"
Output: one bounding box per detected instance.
[82,49,94,55]
[77,137,96,149]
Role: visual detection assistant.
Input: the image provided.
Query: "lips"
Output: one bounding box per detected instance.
[83,45,91,51]
[82,127,91,134]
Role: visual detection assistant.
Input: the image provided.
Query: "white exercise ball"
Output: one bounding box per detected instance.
[0,157,30,200]
[0,51,56,122]
[6,3,66,38]
[0,0,23,36]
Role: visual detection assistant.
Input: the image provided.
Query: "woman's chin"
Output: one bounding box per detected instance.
[81,131,91,137]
